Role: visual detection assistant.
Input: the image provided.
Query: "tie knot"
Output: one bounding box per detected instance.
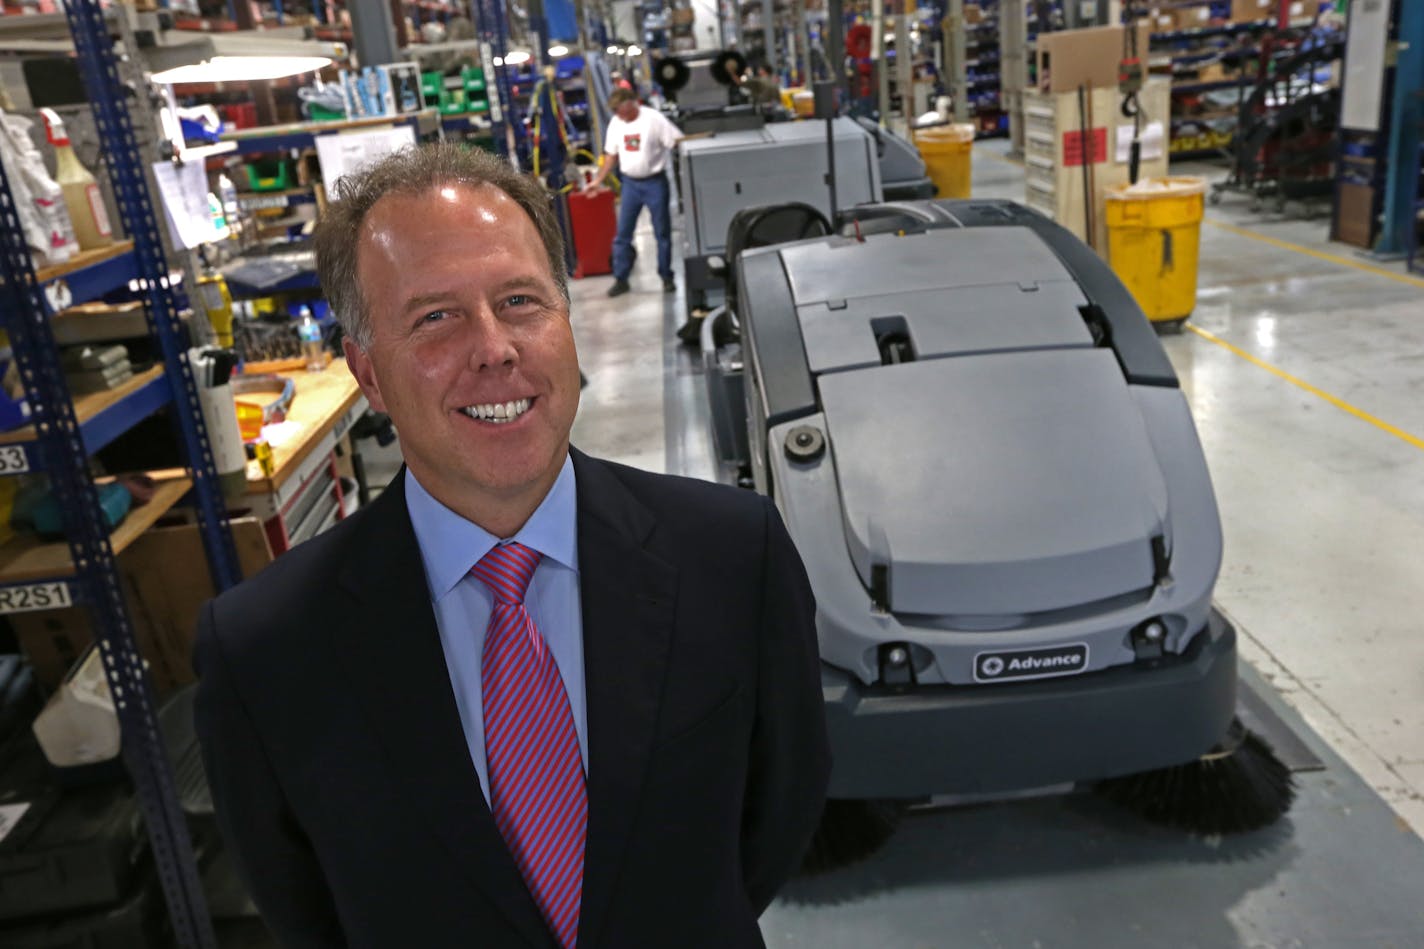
[472,542,541,604]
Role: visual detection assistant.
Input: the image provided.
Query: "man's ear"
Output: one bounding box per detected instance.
[344,337,387,413]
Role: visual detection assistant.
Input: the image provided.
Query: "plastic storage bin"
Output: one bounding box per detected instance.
[243,159,293,192]
[1104,176,1207,324]
[913,123,975,199]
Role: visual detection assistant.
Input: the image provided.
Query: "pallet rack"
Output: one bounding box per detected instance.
[0,1,243,944]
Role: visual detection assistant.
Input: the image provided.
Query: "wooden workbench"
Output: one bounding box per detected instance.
[242,361,369,553]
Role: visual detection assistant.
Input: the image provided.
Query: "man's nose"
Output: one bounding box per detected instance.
[466,310,518,371]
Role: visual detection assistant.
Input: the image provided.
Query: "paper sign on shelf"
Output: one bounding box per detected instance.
[1115,121,1165,163]
[314,124,417,192]
[152,158,228,249]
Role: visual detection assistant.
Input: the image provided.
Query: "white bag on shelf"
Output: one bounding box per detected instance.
[32,643,122,769]
[0,108,80,268]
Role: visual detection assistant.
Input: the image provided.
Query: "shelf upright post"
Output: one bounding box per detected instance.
[473,0,523,161]
[0,125,220,949]
[1379,0,1423,256]
[1002,0,1028,156]
[827,0,846,100]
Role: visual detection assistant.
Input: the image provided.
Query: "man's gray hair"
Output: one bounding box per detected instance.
[313,143,570,349]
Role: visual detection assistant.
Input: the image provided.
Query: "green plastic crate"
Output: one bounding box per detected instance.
[421,71,443,101]
[462,66,486,93]
[438,89,469,114]
[243,159,293,192]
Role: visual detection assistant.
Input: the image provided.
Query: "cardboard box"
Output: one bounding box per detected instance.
[1036,23,1152,94]
[1176,4,1214,29]
[11,518,273,697]
[1333,182,1375,249]
[1231,0,1272,23]
[378,63,426,116]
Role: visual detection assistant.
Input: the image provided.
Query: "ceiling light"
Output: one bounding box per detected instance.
[548,44,569,57]
[627,45,642,55]
[606,45,619,54]
[504,49,532,65]
[150,55,332,84]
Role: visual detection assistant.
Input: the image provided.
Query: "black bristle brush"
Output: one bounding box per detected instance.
[1096,717,1296,835]
[799,799,906,875]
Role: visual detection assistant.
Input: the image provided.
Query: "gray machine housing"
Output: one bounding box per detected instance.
[678,118,883,310]
[663,51,737,112]
[731,200,1237,799]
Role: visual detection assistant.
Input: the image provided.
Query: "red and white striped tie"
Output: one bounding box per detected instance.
[475,542,586,949]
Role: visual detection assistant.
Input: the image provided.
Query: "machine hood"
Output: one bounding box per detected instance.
[818,348,1171,617]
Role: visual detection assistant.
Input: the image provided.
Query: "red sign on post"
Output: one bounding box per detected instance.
[1063,127,1108,167]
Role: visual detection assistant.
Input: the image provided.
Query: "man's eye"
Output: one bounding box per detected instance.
[506,295,534,308]
[422,310,448,323]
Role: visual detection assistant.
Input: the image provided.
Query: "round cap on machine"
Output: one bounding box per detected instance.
[784,425,826,462]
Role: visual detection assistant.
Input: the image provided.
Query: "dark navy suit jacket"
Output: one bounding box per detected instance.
[194,448,830,947]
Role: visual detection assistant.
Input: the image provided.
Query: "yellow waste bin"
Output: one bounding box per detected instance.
[1104,177,1207,325]
[913,123,976,200]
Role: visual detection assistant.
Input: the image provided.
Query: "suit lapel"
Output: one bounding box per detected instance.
[333,473,552,947]
[570,450,679,949]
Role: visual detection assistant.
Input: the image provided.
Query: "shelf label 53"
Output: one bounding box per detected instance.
[0,582,72,614]
[0,446,30,475]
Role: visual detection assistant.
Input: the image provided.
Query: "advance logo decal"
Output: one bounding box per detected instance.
[974,643,1089,683]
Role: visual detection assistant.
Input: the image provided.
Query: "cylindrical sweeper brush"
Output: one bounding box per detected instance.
[1095,716,1296,834]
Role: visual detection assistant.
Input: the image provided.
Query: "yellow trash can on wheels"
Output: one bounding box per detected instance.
[1104,177,1207,327]
[913,123,976,200]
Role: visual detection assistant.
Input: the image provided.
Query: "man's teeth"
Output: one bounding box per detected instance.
[462,398,531,423]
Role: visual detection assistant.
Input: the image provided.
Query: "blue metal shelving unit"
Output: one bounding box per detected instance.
[220,110,433,154]
[0,0,245,944]
[0,370,174,474]
[35,243,141,308]
[470,0,519,159]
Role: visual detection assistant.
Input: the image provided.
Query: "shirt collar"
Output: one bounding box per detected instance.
[405,454,579,601]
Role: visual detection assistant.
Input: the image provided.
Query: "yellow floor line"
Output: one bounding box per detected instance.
[1186,324,1424,452]
[1203,218,1424,290]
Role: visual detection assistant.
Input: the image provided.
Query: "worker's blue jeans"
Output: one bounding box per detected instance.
[612,172,672,283]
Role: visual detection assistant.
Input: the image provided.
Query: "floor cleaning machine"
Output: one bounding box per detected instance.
[676,119,930,322]
[702,198,1293,867]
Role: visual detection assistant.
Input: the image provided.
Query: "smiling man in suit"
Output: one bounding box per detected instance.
[193,143,830,948]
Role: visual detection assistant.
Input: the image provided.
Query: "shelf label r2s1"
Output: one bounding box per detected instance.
[0,582,71,614]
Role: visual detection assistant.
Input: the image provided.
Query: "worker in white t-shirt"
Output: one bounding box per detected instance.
[586,88,683,297]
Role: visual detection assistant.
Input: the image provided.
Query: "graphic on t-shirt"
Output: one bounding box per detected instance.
[623,133,642,152]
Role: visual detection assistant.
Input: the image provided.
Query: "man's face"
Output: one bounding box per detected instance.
[615,99,639,122]
[345,183,580,522]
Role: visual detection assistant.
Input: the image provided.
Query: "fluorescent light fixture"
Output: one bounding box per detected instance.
[151,55,331,84]
[627,45,642,55]
[503,49,532,65]
[548,44,569,57]
[606,45,619,54]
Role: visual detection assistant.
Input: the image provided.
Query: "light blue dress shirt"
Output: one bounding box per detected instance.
[404,456,587,804]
